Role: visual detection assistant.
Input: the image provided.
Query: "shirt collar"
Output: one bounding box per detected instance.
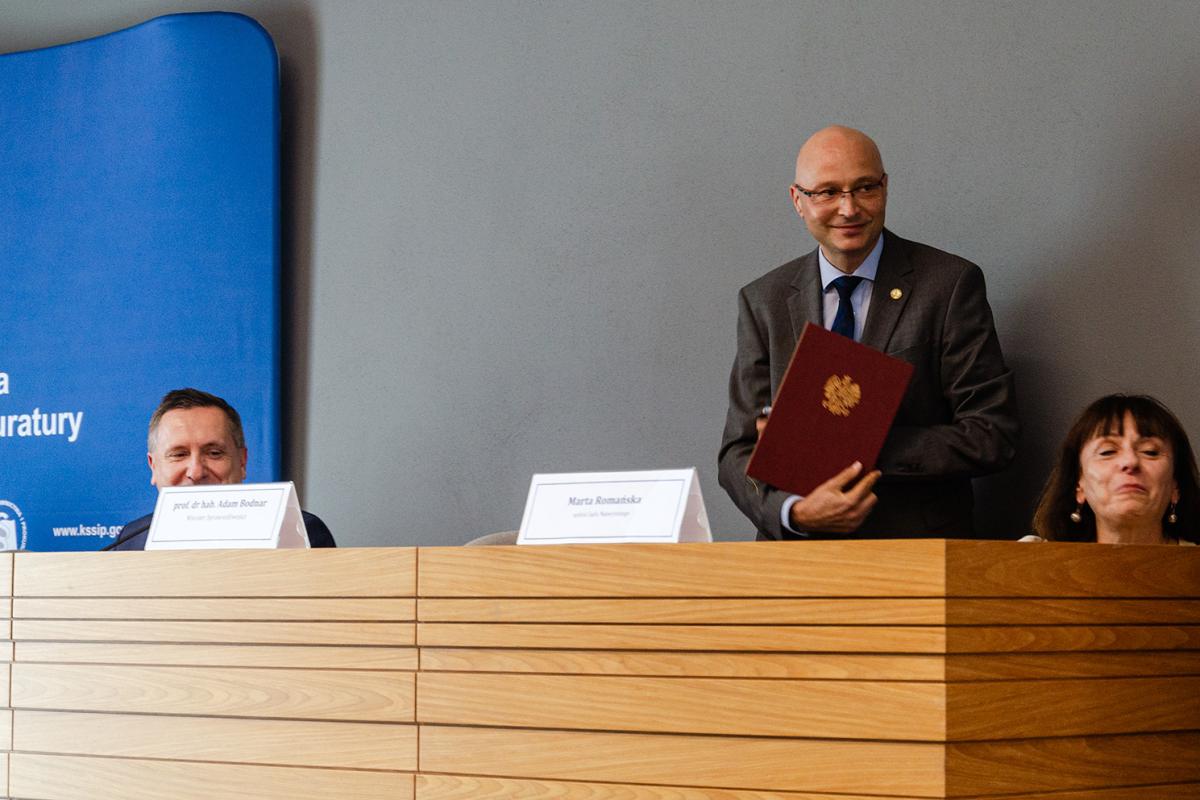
[818,234,884,290]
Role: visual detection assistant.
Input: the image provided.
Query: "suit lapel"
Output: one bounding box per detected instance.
[786,249,823,341]
[861,230,912,352]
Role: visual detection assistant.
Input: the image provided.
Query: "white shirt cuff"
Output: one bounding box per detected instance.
[780,494,808,536]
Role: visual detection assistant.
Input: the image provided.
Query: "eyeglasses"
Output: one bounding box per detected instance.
[794,174,887,207]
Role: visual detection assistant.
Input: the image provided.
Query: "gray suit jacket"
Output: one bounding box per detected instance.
[717,230,1019,539]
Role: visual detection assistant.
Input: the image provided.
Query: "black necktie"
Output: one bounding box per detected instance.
[830,275,863,340]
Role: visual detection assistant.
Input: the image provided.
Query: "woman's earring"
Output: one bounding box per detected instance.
[1069,504,1083,524]
[1168,503,1178,525]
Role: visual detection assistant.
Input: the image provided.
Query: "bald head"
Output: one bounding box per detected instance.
[789,126,888,272]
[794,126,884,186]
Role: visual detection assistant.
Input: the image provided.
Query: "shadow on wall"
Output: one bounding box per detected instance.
[973,95,1200,540]
[253,1,320,490]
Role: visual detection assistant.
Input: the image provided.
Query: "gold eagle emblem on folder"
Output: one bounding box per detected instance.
[822,374,861,417]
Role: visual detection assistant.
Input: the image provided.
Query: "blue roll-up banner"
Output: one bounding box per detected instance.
[0,13,281,550]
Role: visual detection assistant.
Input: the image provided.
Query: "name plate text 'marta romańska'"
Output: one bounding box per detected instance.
[518,469,711,544]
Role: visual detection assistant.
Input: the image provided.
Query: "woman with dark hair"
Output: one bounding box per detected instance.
[1029,394,1199,544]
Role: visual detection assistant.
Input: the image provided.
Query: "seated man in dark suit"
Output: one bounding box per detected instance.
[109,388,335,550]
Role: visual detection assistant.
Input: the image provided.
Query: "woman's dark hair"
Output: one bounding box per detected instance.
[1032,394,1199,542]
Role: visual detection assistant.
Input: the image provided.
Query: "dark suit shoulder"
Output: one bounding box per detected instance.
[739,252,815,300]
[109,513,153,551]
[301,511,337,548]
[887,232,981,277]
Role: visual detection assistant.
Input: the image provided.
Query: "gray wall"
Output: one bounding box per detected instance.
[5,1,1199,546]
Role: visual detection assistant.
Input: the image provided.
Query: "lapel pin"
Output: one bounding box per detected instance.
[889,288,903,300]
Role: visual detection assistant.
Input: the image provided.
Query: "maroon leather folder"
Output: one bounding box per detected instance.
[746,322,913,496]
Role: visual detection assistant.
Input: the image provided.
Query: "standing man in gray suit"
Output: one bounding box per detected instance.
[718,126,1019,539]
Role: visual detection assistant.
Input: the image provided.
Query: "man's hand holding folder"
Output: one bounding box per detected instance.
[747,323,912,534]
[755,406,882,532]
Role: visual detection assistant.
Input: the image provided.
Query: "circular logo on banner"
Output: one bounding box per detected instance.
[0,500,29,551]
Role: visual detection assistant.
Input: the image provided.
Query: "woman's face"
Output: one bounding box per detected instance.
[1077,412,1179,535]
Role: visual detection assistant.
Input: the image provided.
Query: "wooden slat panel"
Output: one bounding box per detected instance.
[416,775,925,800]
[423,625,1197,655]
[419,736,1200,797]
[947,732,1200,795]
[947,651,1200,680]
[418,673,944,739]
[946,540,1200,598]
[0,640,11,663]
[419,597,947,624]
[0,553,11,596]
[419,726,944,796]
[424,597,1200,628]
[14,597,415,621]
[418,623,946,652]
[14,710,415,770]
[420,648,946,679]
[11,664,413,721]
[0,599,11,618]
[15,642,418,670]
[949,677,1200,739]
[416,776,1200,800]
[947,598,1200,625]
[0,708,10,752]
[13,548,416,597]
[418,541,947,598]
[421,596,1200,625]
[9,754,413,800]
[948,625,1200,653]
[13,620,414,645]
[962,787,1200,800]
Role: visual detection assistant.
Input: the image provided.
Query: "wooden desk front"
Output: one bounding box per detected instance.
[0,540,1195,799]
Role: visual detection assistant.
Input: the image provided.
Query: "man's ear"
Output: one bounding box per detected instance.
[237,447,248,482]
[789,184,806,220]
[147,452,157,487]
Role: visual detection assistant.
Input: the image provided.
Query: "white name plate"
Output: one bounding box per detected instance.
[146,482,310,550]
[518,468,711,545]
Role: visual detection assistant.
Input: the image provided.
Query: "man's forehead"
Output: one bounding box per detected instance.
[795,130,883,183]
[155,407,236,443]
